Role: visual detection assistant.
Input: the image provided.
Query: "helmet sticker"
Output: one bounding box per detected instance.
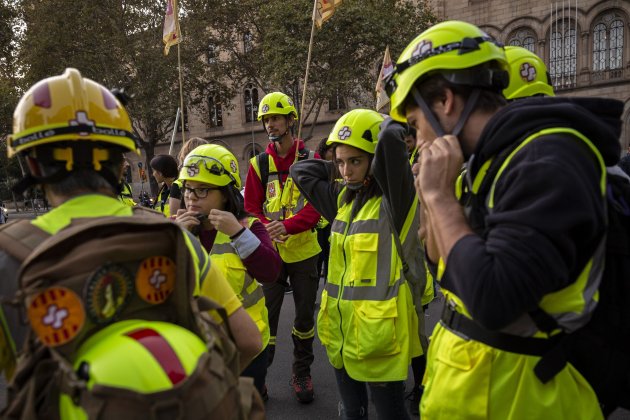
[27,287,85,347]
[287,98,294,106]
[262,104,270,113]
[520,62,537,82]
[136,256,176,304]
[338,126,352,140]
[84,264,132,324]
[69,111,96,136]
[230,160,237,173]
[412,40,433,61]
[187,162,200,177]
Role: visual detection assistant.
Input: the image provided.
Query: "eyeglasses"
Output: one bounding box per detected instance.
[183,186,221,199]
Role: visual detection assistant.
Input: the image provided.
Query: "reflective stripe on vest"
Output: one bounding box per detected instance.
[210,242,264,308]
[210,218,266,310]
[456,127,607,336]
[249,151,320,263]
[327,191,419,302]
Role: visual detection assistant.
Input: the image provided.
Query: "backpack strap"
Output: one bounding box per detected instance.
[0,220,50,263]
[256,152,270,188]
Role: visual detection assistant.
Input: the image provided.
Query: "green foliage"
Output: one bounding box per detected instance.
[206,0,438,133]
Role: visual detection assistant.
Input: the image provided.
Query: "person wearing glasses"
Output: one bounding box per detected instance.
[175,143,281,399]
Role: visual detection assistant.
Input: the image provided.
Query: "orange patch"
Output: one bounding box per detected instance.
[27,287,85,347]
[136,256,176,304]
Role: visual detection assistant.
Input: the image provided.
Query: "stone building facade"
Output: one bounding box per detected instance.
[428,0,630,149]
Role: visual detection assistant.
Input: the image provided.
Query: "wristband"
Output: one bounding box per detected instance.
[230,227,246,240]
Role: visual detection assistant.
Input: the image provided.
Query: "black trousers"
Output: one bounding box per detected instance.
[263,254,320,377]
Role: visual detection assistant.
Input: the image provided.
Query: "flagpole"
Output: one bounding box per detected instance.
[296,0,318,157]
[168,107,180,155]
[177,43,186,148]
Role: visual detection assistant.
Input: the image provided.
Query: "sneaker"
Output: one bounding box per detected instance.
[260,384,269,402]
[290,375,314,404]
[406,386,423,416]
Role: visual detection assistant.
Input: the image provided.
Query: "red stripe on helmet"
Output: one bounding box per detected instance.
[126,328,187,385]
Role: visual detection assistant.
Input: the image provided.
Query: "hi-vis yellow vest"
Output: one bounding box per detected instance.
[318,189,421,382]
[118,182,136,207]
[421,128,605,419]
[155,183,170,217]
[250,153,321,263]
[210,217,270,348]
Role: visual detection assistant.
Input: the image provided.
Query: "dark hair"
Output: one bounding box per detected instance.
[37,143,125,196]
[316,137,330,157]
[150,154,179,178]
[220,185,250,220]
[404,66,507,118]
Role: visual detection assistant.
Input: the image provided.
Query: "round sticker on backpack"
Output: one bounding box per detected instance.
[27,286,85,347]
[84,263,133,324]
[136,256,176,304]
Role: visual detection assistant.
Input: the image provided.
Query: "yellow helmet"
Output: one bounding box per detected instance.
[59,320,207,419]
[179,144,241,189]
[326,109,384,155]
[503,46,554,100]
[9,68,138,157]
[387,21,508,122]
[257,92,298,121]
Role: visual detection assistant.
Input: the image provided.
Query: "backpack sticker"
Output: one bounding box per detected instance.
[27,287,85,347]
[84,264,132,324]
[267,182,276,198]
[136,256,176,304]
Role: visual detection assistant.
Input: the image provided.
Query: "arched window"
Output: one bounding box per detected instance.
[244,84,259,123]
[550,19,577,89]
[508,28,536,52]
[593,13,625,72]
[208,96,222,128]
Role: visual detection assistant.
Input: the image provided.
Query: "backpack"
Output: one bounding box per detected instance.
[467,132,630,415]
[256,148,314,188]
[0,209,264,420]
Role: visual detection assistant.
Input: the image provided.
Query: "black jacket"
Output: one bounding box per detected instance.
[442,97,623,330]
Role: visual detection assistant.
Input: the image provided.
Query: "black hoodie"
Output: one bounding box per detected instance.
[441,97,623,331]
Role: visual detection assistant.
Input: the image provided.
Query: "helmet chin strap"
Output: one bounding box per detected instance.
[410,87,481,140]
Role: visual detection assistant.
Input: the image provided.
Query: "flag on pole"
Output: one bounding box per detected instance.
[314,0,343,29]
[163,0,182,56]
[375,46,393,113]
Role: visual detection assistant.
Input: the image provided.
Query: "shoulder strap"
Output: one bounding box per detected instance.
[257,152,270,187]
[0,220,50,262]
[381,197,409,277]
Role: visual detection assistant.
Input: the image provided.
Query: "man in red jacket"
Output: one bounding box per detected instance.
[244,91,321,404]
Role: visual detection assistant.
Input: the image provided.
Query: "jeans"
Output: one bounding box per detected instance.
[334,367,409,420]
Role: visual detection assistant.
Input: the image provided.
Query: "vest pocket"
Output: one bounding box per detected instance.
[353,299,400,359]
[349,234,378,285]
[317,292,333,347]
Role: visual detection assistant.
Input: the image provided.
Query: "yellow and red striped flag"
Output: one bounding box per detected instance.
[375,46,393,113]
[163,0,182,56]
[314,0,343,29]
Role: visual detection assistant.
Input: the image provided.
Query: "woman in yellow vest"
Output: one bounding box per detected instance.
[149,154,178,216]
[175,143,281,399]
[169,137,209,217]
[291,109,423,419]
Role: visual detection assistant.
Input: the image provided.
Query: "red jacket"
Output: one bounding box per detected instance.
[244,139,321,235]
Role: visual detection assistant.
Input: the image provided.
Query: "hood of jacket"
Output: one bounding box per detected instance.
[469,96,623,176]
